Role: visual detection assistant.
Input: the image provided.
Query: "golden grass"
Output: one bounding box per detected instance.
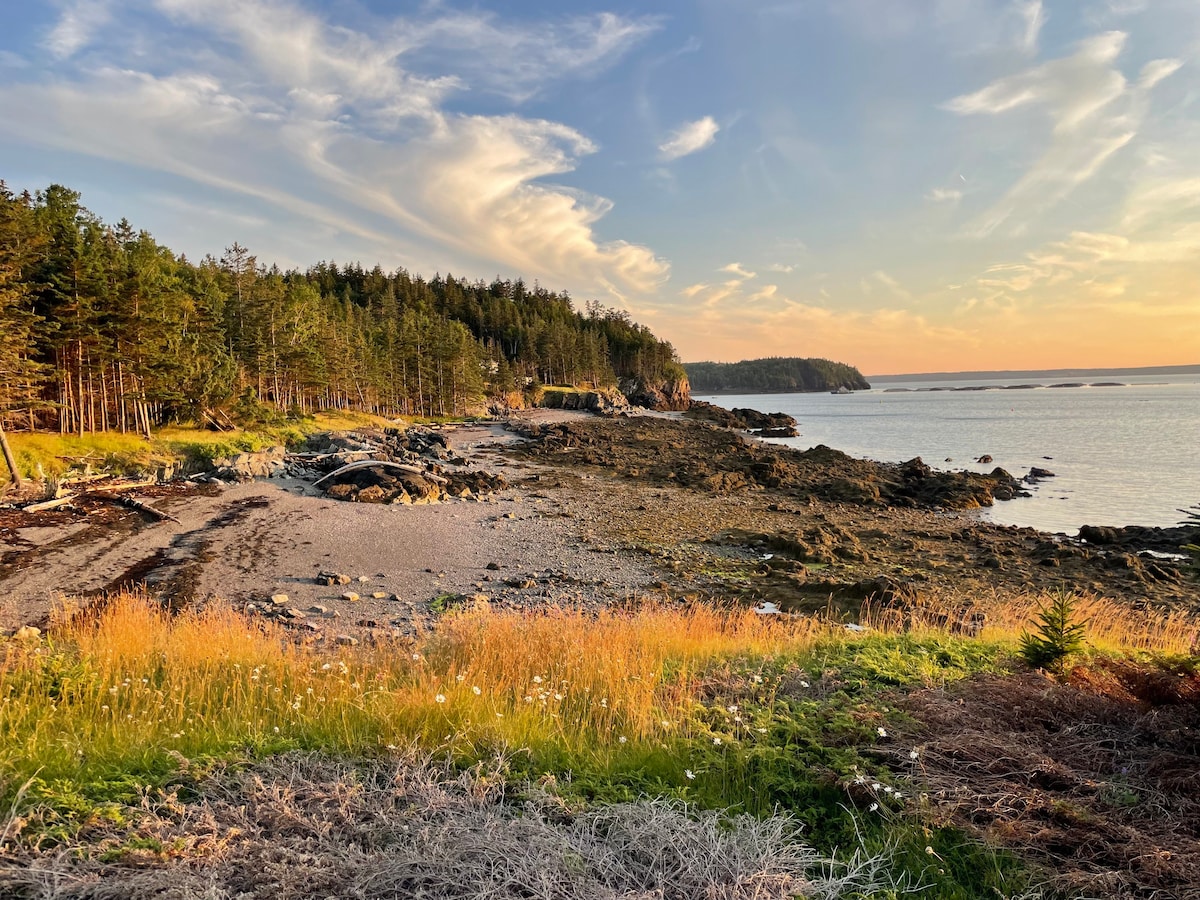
[3,589,1194,803]
[0,595,821,789]
[861,587,1200,656]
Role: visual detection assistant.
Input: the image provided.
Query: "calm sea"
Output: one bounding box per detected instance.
[695,372,1200,534]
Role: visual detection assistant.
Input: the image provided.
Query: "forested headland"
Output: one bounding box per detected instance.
[0,182,685,434]
[685,357,870,394]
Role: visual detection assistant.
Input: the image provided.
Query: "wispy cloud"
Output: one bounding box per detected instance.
[1015,0,1046,54]
[659,116,720,161]
[719,261,756,279]
[44,0,113,59]
[392,10,662,102]
[873,271,912,301]
[927,187,963,204]
[945,31,1181,236]
[6,0,669,299]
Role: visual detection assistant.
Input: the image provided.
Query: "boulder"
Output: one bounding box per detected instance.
[1079,525,1120,545]
[757,425,799,438]
[541,387,630,415]
[213,446,287,481]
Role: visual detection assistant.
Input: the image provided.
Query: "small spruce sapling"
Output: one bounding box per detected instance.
[1020,590,1086,676]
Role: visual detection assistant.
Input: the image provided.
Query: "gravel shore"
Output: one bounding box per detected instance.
[3,408,1196,637]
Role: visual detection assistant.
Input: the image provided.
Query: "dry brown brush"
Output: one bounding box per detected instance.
[0,753,902,900]
[897,659,1200,899]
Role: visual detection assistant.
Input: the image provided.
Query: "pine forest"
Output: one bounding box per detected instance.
[0,182,685,433]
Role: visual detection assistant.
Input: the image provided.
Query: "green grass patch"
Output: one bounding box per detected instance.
[3,412,394,484]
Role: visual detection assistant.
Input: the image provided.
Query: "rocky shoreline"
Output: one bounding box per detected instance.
[2,408,1197,640]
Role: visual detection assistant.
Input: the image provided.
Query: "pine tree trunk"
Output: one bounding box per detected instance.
[76,342,85,437]
[100,361,110,432]
[117,358,127,433]
[0,422,22,489]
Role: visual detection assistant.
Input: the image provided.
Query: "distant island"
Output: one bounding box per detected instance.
[685,357,870,394]
[868,364,1200,382]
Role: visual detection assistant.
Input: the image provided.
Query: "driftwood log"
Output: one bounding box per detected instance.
[23,494,76,513]
[313,459,448,488]
[91,492,181,524]
[20,477,176,522]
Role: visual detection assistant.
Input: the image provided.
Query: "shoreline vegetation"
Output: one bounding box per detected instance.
[3,588,1198,899]
[0,181,688,444]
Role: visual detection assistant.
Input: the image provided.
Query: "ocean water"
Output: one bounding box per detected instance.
[695,373,1200,534]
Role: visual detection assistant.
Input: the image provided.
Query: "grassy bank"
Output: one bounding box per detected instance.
[3,592,1196,897]
[1,412,392,486]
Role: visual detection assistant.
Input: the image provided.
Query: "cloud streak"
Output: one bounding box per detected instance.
[7,0,668,298]
[946,31,1181,237]
[659,116,720,161]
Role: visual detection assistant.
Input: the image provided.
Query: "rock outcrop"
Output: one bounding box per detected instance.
[540,387,630,416]
[687,402,799,437]
[619,374,691,411]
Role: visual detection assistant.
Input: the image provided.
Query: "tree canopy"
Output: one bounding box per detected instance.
[685,357,869,394]
[0,182,682,432]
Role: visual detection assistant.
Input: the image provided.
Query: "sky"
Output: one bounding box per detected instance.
[1,0,1198,374]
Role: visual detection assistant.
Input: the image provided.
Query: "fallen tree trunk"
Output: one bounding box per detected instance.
[91,492,181,524]
[313,459,448,488]
[23,494,76,513]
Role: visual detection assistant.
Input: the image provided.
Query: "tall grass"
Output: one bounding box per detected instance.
[861,588,1200,656]
[0,596,820,800]
[5,589,1193,804]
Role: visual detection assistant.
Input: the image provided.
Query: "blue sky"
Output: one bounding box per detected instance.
[2,0,1198,372]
